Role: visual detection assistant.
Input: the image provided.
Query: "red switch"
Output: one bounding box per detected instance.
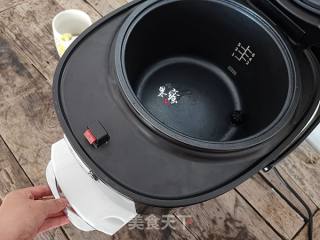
[84,129,97,145]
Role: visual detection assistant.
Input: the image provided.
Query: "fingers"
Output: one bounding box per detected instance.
[40,198,68,216]
[38,215,70,233]
[19,185,53,199]
[48,211,66,218]
[30,185,53,199]
[41,195,55,200]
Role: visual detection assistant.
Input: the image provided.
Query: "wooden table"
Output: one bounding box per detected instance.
[0,0,319,239]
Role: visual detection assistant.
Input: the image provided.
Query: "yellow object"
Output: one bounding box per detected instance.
[57,44,66,56]
[61,33,73,41]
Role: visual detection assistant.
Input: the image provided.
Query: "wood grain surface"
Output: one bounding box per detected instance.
[175,190,283,240]
[86,0,128,16]
[261,167,318,218]
[0,0,25,13]
[279,142,320,208]
[294,210,320,240]
[236,174,304,239]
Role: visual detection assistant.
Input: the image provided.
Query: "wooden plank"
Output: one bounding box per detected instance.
[236,174,305,239]
[35,232,69,240]
[293,210,320,240]
[86,0,128,16]
[279,142,320,208]
[0,136,69,240]
[0,22,196,240]
[175,190,282,240]
[0,136,34,198]
[0,0,25,13]
[0,0,101,83]
[0,39,63,183]
[0,36,40,109]
[55,0,102,17]
[261,167,318,218]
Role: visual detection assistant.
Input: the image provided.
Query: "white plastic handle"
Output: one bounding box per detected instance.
[48,138,137,235]
[46,161,94,231]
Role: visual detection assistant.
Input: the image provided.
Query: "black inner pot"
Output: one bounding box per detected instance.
[117,0,295,146]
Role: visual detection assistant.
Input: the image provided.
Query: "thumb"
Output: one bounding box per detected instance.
[40,198,68,216]
[38,215,70,233]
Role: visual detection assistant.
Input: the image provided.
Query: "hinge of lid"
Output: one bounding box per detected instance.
[247,0,307,45]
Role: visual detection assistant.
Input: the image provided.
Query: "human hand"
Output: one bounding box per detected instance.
[0,185,70,240]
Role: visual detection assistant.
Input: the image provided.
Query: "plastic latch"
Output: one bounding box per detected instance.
[84,121,110,148]
[84,129,97,145]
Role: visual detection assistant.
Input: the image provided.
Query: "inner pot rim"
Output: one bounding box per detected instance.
[114,0,299,151]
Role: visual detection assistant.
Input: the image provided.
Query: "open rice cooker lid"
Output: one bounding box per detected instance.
[53,0,320,207]
[294,0,320,15]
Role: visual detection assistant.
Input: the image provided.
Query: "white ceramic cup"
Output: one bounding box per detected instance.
[52,9,92,57]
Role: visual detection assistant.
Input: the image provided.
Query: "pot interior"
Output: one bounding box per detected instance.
[122,0,292,142]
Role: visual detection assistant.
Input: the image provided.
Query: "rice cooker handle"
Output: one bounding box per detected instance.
[46,161,95,232]
[49,138,137,235]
